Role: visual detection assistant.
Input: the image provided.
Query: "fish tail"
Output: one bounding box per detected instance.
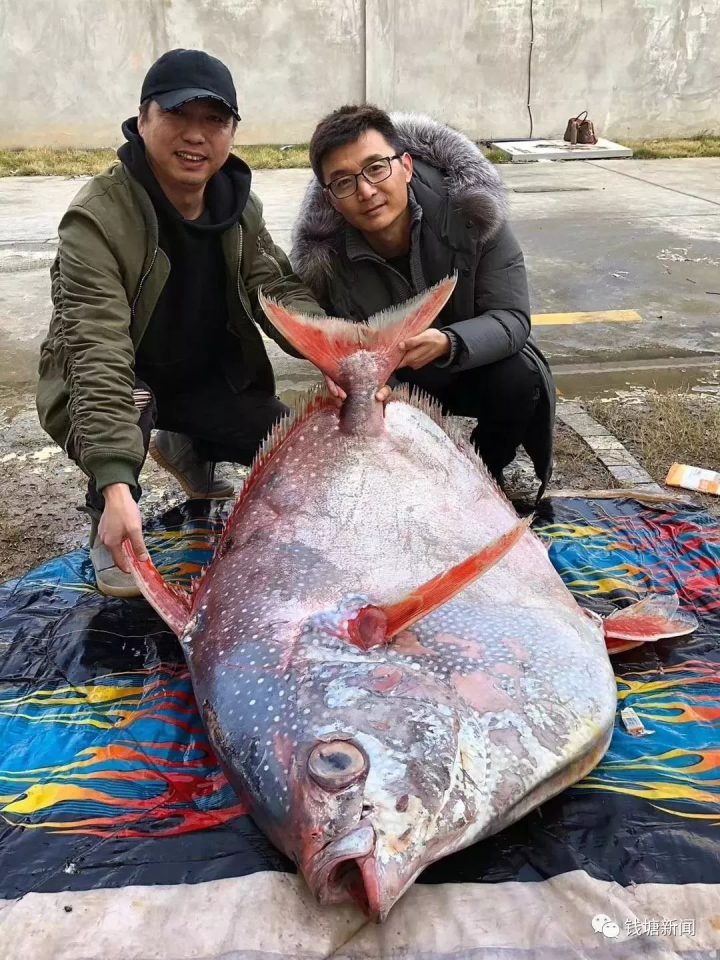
[603,592,698,654]
[258,276,456,387]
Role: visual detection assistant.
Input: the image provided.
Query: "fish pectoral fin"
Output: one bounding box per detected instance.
[347,516,532,647]
[603,592,698,654]
[122,540,193,637]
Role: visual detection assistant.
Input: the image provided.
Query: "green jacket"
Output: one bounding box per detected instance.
[36,161,321,491]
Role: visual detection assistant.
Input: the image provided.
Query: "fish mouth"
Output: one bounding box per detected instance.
[308,821,388,920]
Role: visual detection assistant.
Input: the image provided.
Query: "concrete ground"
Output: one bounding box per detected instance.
[1,158,719,576]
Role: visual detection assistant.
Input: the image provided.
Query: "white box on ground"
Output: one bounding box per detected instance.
[491,138,633,162]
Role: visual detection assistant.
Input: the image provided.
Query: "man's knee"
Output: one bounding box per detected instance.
[190,391,289,465]
[132,379,158,445]
[446,353,540,423]
[476,353,539,403]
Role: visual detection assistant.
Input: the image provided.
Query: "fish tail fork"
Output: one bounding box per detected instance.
[258,277,457,389]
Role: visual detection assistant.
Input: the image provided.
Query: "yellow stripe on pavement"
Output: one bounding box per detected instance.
[261,309,642,339]
[532,310,642,326]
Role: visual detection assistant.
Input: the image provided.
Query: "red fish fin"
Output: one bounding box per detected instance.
[122,541,193,637]
[603,592,698,654]
[258,277,456,383]
[258,298,368,382]
[219,391,337,551]
[348,516,532,648]
[604,637,648,655]
[365,276,457,379]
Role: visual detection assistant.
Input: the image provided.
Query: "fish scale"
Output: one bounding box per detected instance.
[128,277,699,921]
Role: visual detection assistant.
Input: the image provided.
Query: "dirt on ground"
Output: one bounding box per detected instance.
[588,386,720,515]
[0,388,251,582]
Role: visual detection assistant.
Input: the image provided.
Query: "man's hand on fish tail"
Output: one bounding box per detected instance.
[98,483,150,572]
[323,375,392,408]
[397,330,452,370]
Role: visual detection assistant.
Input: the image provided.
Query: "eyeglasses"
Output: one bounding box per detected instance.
[324,155,402,199]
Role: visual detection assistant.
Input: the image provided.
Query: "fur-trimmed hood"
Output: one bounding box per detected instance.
[291,112,509,294]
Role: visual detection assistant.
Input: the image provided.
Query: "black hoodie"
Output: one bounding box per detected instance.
[117,118,252,405]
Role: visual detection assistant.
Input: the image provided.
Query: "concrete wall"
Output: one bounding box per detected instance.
[372,0,720,141]
[0,0,365,147]
[1,0,718,147]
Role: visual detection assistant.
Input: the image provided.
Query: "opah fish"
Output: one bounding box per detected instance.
[126,277,698,921]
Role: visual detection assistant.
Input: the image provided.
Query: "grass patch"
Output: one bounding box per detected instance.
[588,391,720,505]
[3,134,718,177]
[234,143,311,169]
[0,147,117,177]
[0,142,522,177]
[479,146,510,164]
[0,143,312,177]
[624,134,720,160]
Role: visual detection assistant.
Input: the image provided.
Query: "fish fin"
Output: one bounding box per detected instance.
[216,389,337,557]
[603,592,698,654]
[258,277,456,383]
[348,516,532,648]
[122,541,193,637]
[390,383,513,501]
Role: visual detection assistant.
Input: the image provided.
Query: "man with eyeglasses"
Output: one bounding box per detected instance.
[292,104,556,496]
[36,49,323,596]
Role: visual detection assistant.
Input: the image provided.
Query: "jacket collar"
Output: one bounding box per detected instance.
[344,188,424,264]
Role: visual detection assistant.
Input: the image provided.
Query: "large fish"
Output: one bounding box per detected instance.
[126,277,697,921]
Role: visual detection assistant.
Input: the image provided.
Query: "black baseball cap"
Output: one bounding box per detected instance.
[140,49,241,121]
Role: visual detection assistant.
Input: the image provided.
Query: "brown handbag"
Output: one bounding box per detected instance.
[564,111,598,145]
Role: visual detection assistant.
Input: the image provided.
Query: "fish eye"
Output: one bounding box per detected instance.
[308,739,367,791]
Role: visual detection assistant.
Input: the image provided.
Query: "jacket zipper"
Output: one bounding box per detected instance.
[354,252,412,295]
[259,246,282,276]
[131,245,158,321]
[235,224,254,324]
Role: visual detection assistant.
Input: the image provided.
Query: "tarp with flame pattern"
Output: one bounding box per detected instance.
[1,495,719,899]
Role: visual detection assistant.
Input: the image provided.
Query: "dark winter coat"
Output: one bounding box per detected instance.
[290,113,556,493]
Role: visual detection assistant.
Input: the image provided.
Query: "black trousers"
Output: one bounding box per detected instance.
[394,352,541,481]
[79,379,288,518]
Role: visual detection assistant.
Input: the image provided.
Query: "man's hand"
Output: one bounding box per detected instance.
[323,375,392,406]
[98,483,149,573]
[398,329,451,370]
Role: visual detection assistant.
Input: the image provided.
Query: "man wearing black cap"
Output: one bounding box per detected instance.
[36,49,323,597]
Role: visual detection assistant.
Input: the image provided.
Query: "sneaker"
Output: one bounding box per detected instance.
[89,517,141,598]
[149,431,235,499]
